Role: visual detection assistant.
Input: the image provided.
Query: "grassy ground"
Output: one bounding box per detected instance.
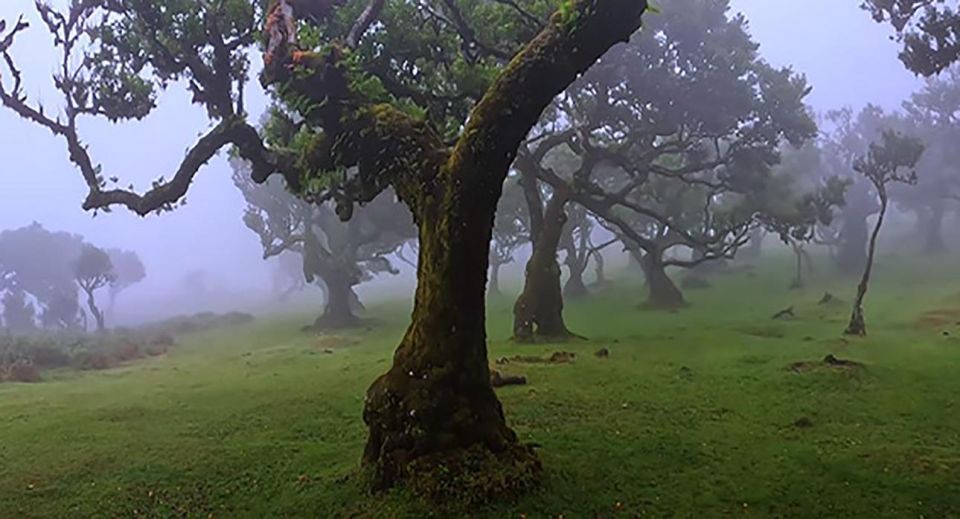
[1,254,959,518]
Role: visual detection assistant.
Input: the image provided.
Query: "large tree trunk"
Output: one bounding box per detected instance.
[362,200,540,499]
[641,250,686,311]
[563,266,589,298]
[313,271,362,330]
[513,192,578,343]
[846,195,888,336]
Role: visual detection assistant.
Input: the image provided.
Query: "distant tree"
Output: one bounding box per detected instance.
[896,68,960,252]
[559,204,595,299]
[0,223,84,330]
[74,244,116,332]
[1,287,35,333]
[817,106,905,275]
[271,251,308,301]
[757,144,850,289]
[518,0,817,312]
[106,249,146,317]
[862,0,960,75]
[512,145,580,342]
[234,162,414,330]
[845,130,925,336]
[489,175,530,298]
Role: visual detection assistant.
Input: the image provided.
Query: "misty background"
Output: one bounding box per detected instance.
[0,0,923,325]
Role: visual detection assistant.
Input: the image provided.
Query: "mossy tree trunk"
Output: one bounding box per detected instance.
[641,248,686,311]
[513,172,578,342]
[362,204,540,492]
[258,0,650,497]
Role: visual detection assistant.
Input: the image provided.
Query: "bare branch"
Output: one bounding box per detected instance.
[346,0,386,49]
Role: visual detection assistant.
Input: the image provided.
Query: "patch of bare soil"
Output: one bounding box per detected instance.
[495,351,576,365]
[788,354,865,374]
[915,308,960,330]
[314,335,361,351]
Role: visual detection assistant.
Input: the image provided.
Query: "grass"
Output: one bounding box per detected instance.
[1,253,959,517]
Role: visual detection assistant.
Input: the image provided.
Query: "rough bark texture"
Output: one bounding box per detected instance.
[513,191,577,343]
[641,250,687,311]
[362,211,541,499]
[846,195,888,336]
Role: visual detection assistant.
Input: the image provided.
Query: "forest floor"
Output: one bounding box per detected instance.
[1,255,959,518]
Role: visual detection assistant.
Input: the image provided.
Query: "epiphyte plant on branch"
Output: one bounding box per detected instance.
[0,0,652,501]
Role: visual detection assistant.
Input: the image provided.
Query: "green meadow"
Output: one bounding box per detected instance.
[1,255,958,518]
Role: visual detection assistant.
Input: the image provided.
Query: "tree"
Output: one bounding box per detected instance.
[489,174,530,298]
[756,143,850,289]
[106,249,146,317]
[0,0,652,495]
[0,223,84,330]
[895,68,960,252]
[1,288,36,333]
[234,160,413,330]
[862,0,960,75]
[520,0,817,311]
[74,244,116,332]
[816,106,904,275]
[512,145,581,342]
[845,130,925,336]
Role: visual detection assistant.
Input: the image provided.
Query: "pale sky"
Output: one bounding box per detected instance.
[0,1,925,322]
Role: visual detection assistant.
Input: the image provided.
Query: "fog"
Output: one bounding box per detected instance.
[0,0,927,325]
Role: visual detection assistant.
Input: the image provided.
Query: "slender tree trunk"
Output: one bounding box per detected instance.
[593,251,608,287]
[789,243,805,290]
[313,272,362,330]
[362,199,539,496]
[84,289,105,332]
[489,262,502,297]
[919,205,945,254]
[513,192,578,342]
[846,195,888,336]
[641,250,686,311]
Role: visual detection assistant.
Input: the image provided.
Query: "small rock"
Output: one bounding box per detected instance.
[595,348,610,358]
[793,416,814,428]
